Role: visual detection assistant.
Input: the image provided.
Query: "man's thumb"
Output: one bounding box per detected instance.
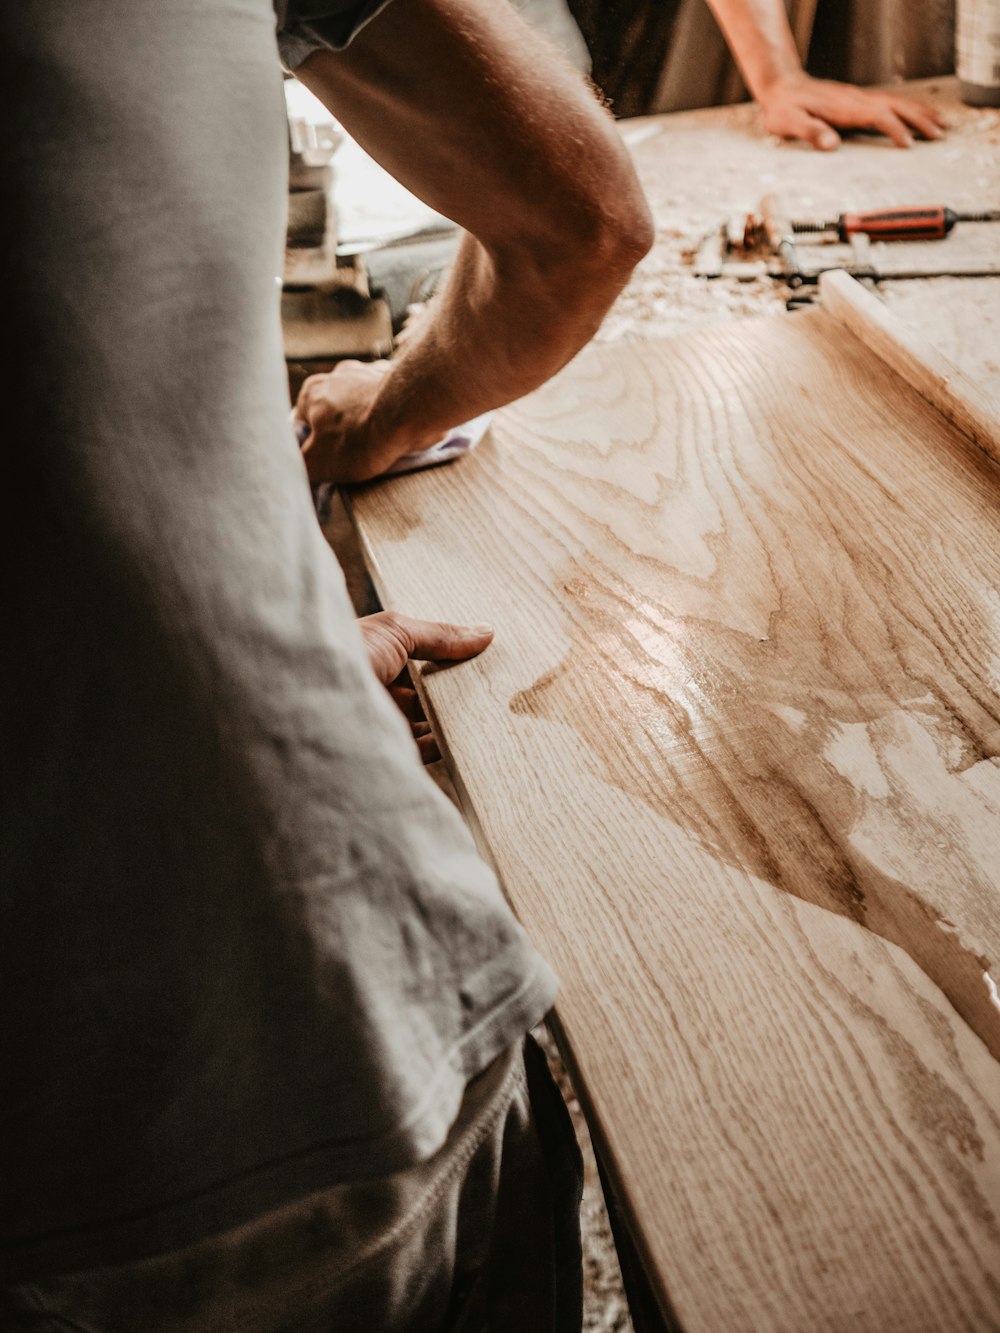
[800,112,840,151]
[391,614,495,663]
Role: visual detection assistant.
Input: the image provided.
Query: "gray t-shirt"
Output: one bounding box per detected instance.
[1,0,556,1280]
[276,0,394,66]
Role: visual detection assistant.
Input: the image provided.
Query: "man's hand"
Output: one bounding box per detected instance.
[295,360,422,483]
[758,73,946,151]
[358,611,494,763]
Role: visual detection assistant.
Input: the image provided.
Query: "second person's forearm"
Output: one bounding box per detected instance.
[704,0,803,100]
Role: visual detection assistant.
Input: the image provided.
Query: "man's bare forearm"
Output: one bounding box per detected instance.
[293,0,653,482]
[365,222,631,468]
[704,0,802,101]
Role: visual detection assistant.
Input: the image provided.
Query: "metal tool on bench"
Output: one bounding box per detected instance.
[693,198,832,283]
[792,205,1000,242]
[694,193,1000,291]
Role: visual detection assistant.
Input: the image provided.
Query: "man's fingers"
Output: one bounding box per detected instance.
[388,683,424,723]
[291,415,312,448]
[290,360,396,483]
[291,375,329,451]
[765,104,840,151]
[796,110,840,152]
[358,611,494,686]
[868,106,913,148]
[416,731,441,765]
[891,99,946,141]
[383,612,495,664]
[293,374,324,423]
[764,77,948,152]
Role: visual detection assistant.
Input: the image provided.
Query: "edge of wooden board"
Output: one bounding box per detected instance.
[819,269,1000,468]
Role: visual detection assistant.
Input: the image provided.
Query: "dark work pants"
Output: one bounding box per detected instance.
[2,1038,583,1333]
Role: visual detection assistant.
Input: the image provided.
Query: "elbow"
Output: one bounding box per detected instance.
[536,199,653,333]
[478,146,654,340]
[572,138,654,275]
[597,149,656,269]
[533,162,654,299]
[630,201,657,264]
[591,188,655,280]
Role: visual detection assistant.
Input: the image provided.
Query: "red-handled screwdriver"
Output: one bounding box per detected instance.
[793,206,1000,242]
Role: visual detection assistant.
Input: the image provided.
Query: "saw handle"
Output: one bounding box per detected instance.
[838,207,957,241]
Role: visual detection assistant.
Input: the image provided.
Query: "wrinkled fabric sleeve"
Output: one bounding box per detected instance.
[276,0,396,68]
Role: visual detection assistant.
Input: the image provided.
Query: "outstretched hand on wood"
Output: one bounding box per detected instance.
[358,611,494,763]
[758,73,946,150]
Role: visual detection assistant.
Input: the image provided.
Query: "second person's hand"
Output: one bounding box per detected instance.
[758,73,946,150]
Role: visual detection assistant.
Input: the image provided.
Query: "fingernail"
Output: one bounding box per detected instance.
[819,130,838,150]
[469,622,494,636]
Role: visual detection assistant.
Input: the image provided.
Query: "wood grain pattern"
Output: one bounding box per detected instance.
[821,270,1000,470]
[349,309,1000,1331]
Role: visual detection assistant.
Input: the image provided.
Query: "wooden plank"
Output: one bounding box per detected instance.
[821,269,1000,468]
[348,309,1000,1331]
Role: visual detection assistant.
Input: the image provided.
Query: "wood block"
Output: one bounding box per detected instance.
[280,290,392,361]
[348,309,1000,1331]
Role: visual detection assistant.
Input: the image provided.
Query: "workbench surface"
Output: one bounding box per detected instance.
[603,78,1000,396]
[347,81,1000,1332]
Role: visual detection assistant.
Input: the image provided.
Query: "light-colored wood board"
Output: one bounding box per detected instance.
[349,309,1000,1331]
[820,269,1000,467]
[883,277,1000,397]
